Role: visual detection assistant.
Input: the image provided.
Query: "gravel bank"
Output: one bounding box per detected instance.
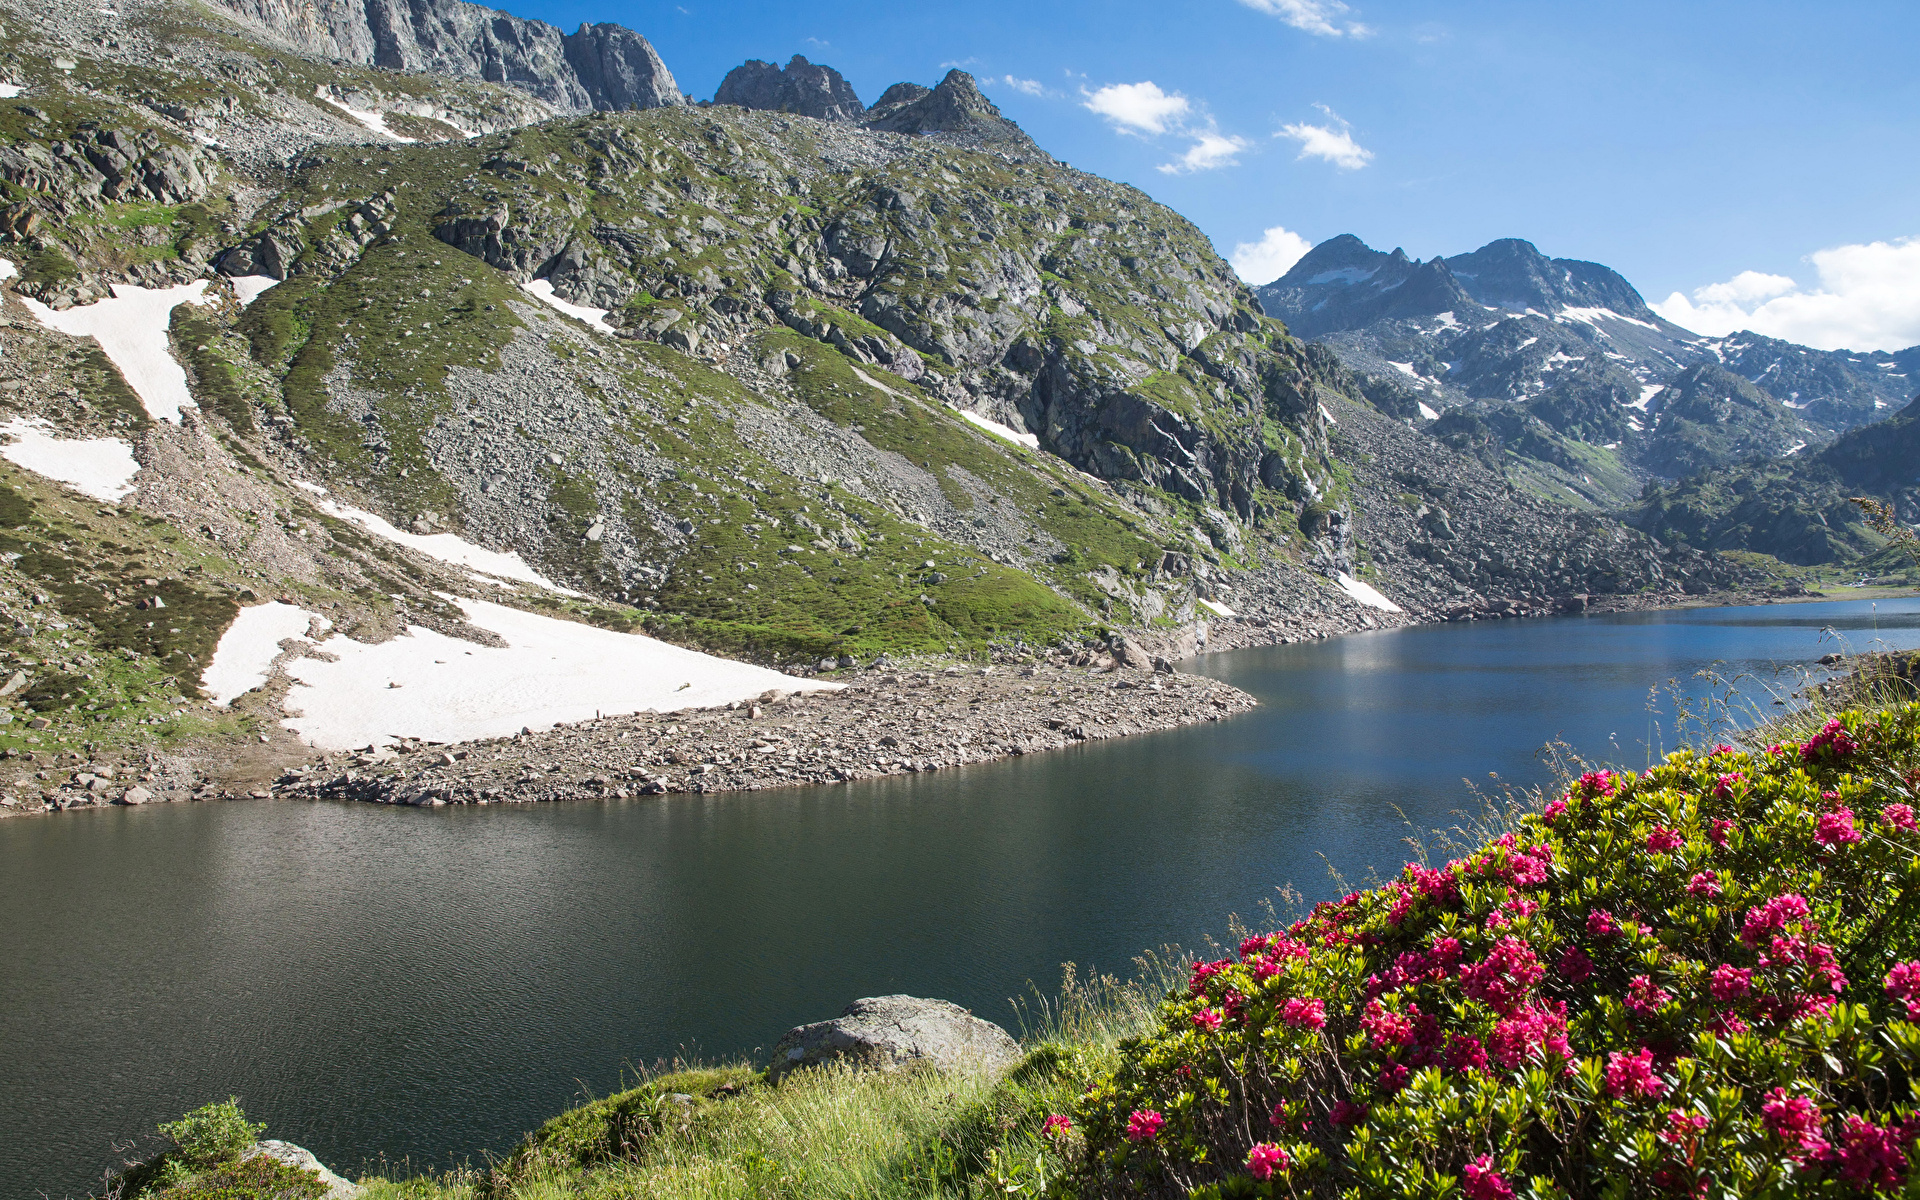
[273,660,1256,806]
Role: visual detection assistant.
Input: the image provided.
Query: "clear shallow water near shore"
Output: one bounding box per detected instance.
[4,597,1918,1197]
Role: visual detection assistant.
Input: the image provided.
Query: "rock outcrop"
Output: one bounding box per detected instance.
[863,70,1042,155]
[713,55,865,121]
[250,1141,361,1200]
[767,995,1022,1084]
[206,0,682,113]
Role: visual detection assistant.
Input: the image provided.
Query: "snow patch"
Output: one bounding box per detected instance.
[228,275,279,307]
[203,602,330,706]
[520,279,616,333]
[1318,402,1337,425]
[957,409,1038,449]
[1306,267,1376,285]
[1786,440,1808,456]
[315,88,417,142]
[1417,401,1439,421]
[1196,598,1237,618]
[1336,572,1402,613]
[1558,306,1660,331]
[1430,311,1459,330]
[279,596,841,751]
[0,84,20,99]
[1386,360,1420,378]
[1628,384,1663,411]
[0,257,16,280]
[1516,336,1539,350]
[298,486,582,595]
[0,417,140,501]
[18,281,210,421]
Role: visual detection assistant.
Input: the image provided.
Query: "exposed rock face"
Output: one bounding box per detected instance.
[1637,362,1805,479]
[206,0,682,113]
[863,70,1042,155]
[713,55,865,121]
[767,995,1022,1084]
[250,1141,361,1200]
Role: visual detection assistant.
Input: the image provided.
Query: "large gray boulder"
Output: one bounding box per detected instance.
[767,995,1022,1084]
[249,1141,361,1200]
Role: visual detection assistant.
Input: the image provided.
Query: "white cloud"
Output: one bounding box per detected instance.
[993,75,1049,96]
[1081,81,1190,135]
[1159,130,1251,175]
[1275,106,1372,169]
[1237,0,1371,37]
[1230,225,1313,283]
[1651,236,1920,352]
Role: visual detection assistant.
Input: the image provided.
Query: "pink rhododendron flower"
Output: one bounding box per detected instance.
[1801,719,1859,762]
[1626,974,1672,1017]
[1542,798,1568,825]
[1577,770,1618,797]
[1709,818,1734,847]
[1709,964,1753,1001]
[1252,958,1281,983]
[1604,1048,1668,1099]
[1409,863,1459,904]
[1487,1000,1572,1069]
[1835,1115,1908,1189]
[1188,959,1229,996]
[1246,1142,1290,1181]
[1447,1033,1489,1075]
[1240,934,1273,959]
[1661,1110,1709,1145]
[1281,996,1326,1030]
[1377,1062,1411,1093]
[1714,773,1745,800]
[1463,1155,1514,1200]
[1362,1001,1414,1049]
[1816,808,1862,847]
[1588,909,1621,938]
[1885,803,1918,832]
[1713,743,1736,756]
[1459,937,1546,1015]
[1765,933,1847,994]
[1706,1009,1749,1036]
[1330,1100,1368,1125]
[1268,1101,1291,1127]
[1761,1088,1827,1162]
[1558,945,1594,982]
[1191,1007,1223,1032]
[1646,826,1684,853]
[1687,870,1723,898]
[1042,1114,1073,1136]
[1884,960,1920,1019]
[1741,893,1812,947]
[1126,1109,1164,1142]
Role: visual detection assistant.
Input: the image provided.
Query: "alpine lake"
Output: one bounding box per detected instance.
[5,596,1919,1198]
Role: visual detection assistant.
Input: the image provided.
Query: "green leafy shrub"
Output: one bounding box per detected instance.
[1078,703,1920,1197]
[158,1098,265,1173]
[147,1155,326,1200]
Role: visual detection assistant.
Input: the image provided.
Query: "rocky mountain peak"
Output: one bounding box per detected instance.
[713,54,865,122]
[863,70,1042,155]
[205,0,682,113]
[1443,237,1655,320]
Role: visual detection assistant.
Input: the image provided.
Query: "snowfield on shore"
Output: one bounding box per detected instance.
[210,596,838,750]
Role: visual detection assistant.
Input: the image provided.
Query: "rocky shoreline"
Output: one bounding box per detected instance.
[2,583,1906,819]
[277,659,1255,807]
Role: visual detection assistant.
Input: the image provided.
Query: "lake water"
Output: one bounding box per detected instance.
[5,597,1918,1197]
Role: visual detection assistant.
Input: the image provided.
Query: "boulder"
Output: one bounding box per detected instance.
[767,995,1021,1084]
[249,1141,360,1200]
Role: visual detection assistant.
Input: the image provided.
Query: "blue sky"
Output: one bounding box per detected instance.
[517,0,1920,350]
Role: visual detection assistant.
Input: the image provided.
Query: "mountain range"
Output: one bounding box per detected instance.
[0,0,1855,778]
[1256,235,1920,532]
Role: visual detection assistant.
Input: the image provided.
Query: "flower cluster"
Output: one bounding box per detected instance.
[1077,704,1920,1197]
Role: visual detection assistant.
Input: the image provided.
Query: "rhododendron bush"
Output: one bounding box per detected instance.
[1076,705,1920,1197]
